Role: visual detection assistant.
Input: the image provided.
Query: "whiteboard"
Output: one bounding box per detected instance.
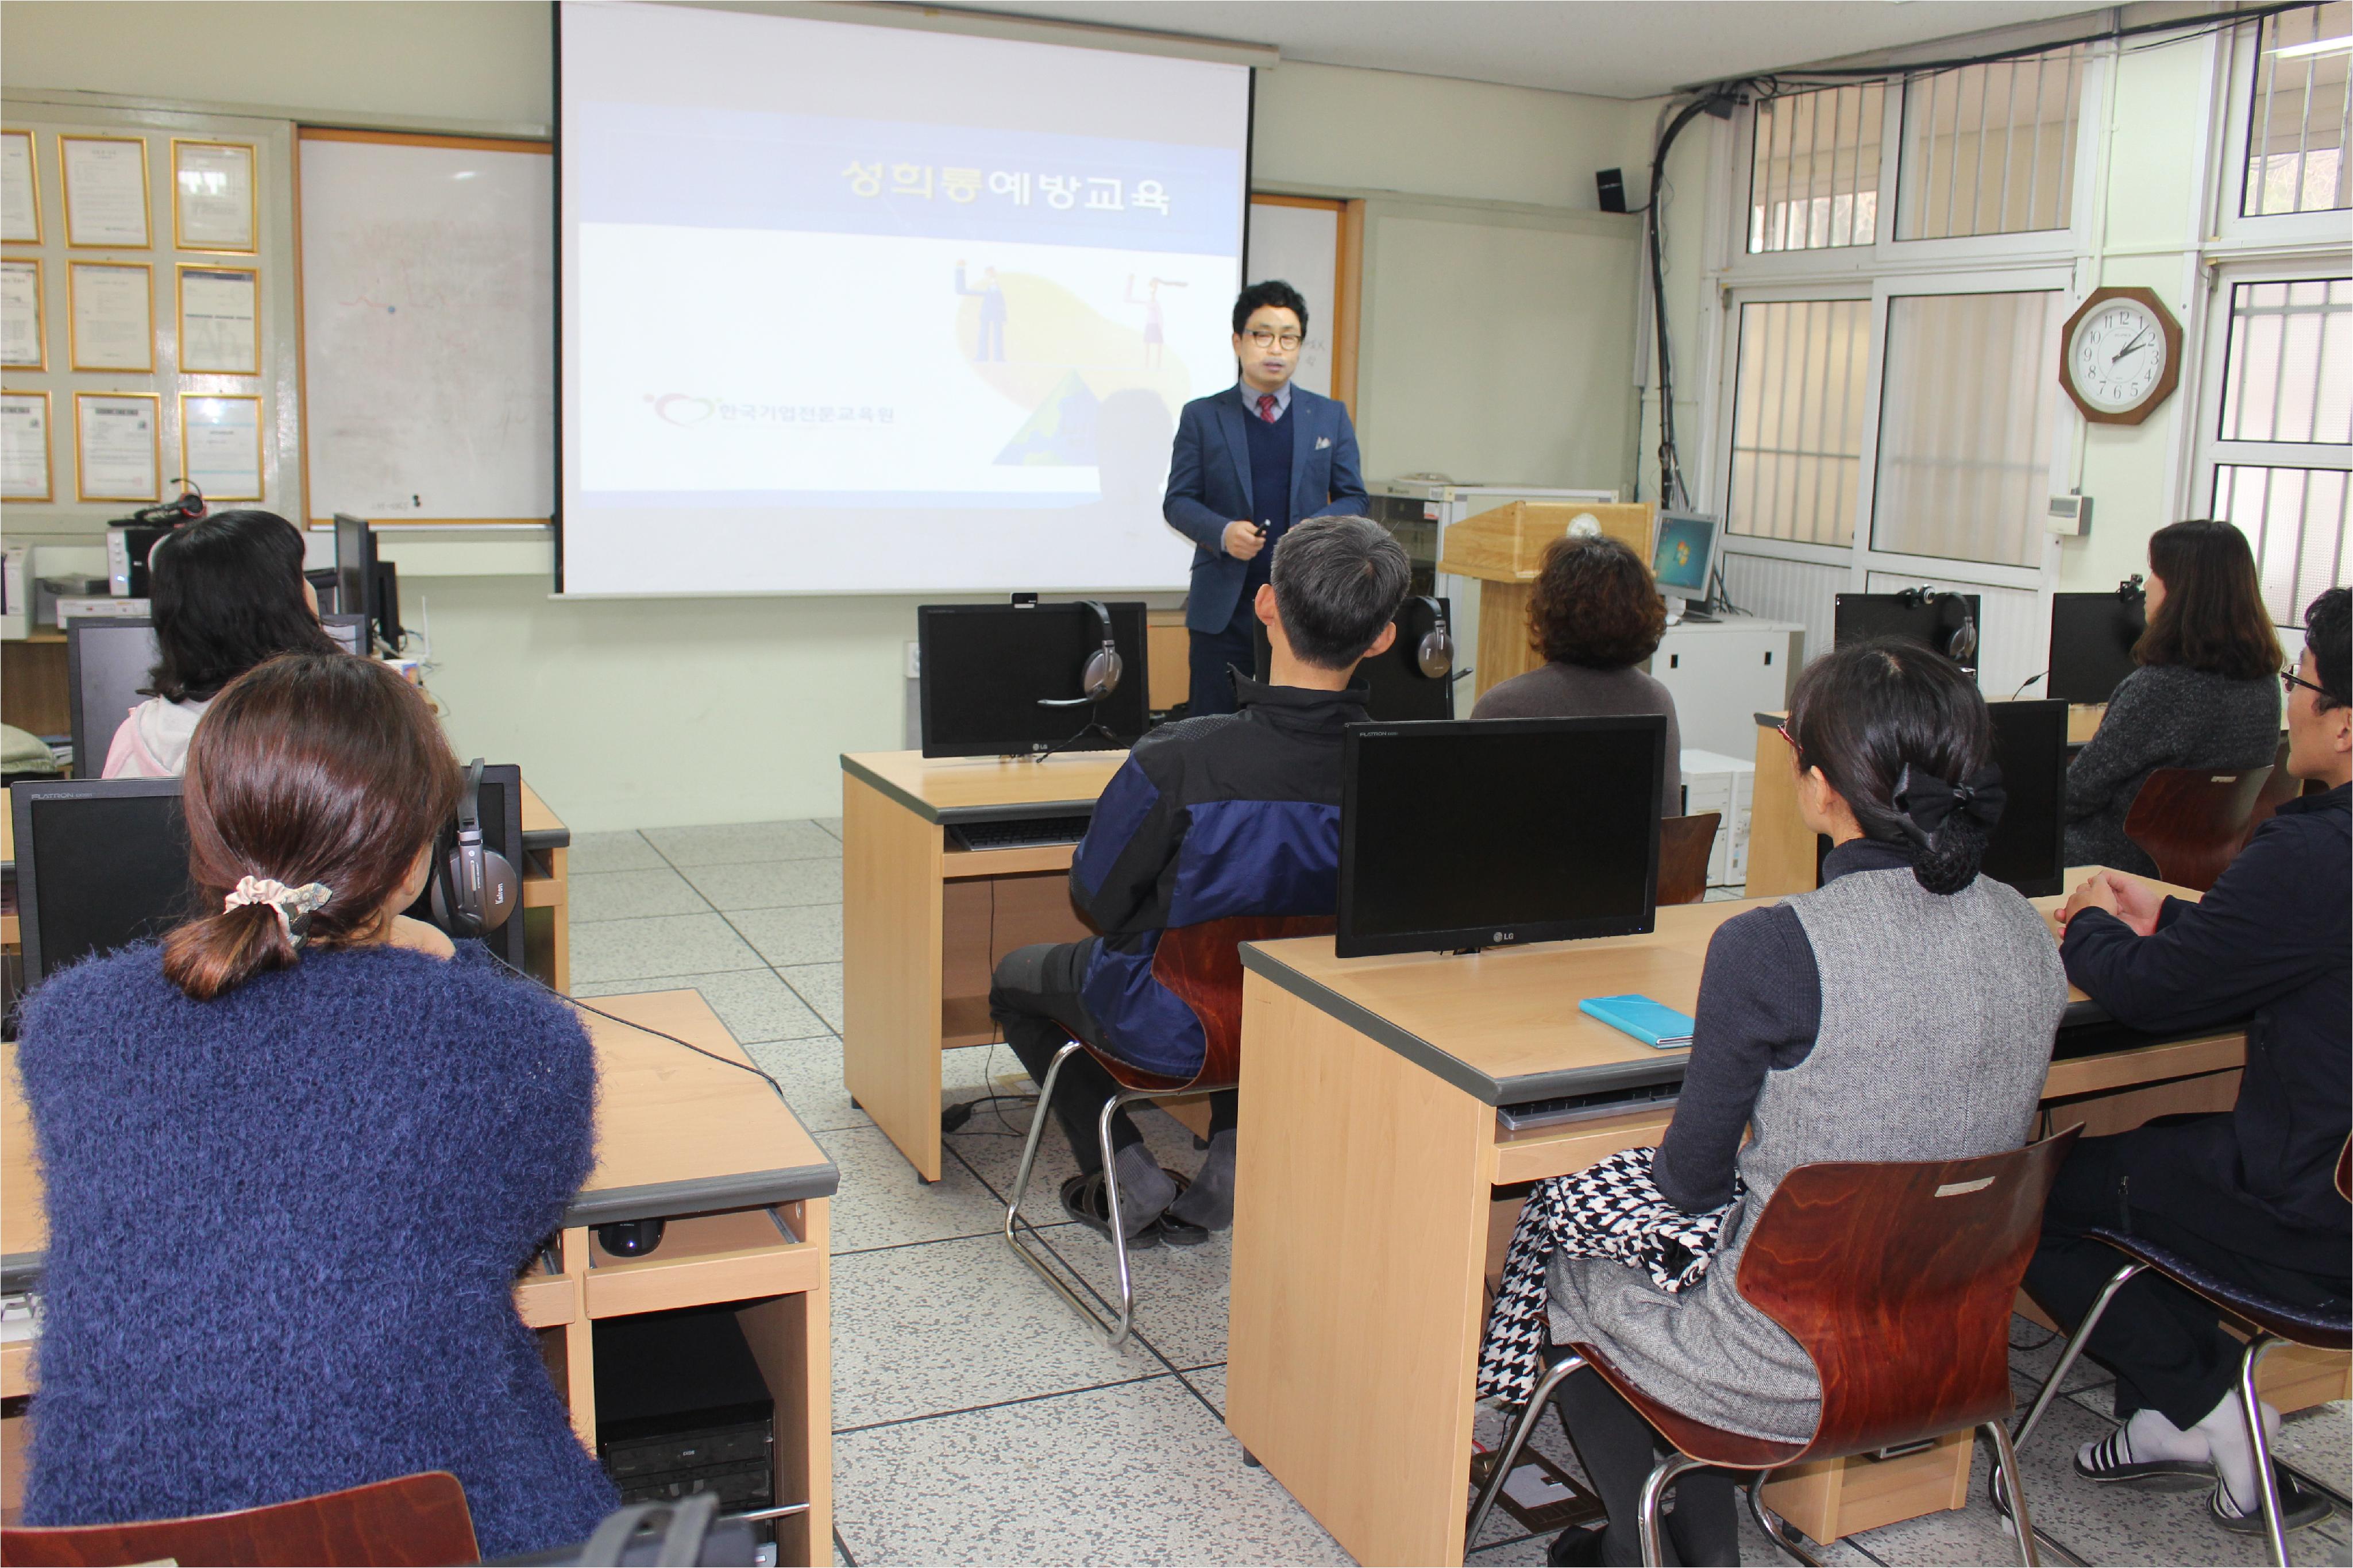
[298,132,553,522]
[1247,199,1340,398]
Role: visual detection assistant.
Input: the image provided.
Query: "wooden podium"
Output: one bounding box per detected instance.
[1437,500,1655,701]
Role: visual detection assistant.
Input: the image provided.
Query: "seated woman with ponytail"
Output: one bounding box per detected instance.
[17,653,616,1558]
[1505,640,2068,1566]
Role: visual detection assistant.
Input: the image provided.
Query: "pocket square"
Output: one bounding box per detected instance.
[1316,435,1333,450]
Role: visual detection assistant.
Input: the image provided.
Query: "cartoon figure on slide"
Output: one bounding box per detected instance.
[1125,275,1185,369]
[955,262,1008,361]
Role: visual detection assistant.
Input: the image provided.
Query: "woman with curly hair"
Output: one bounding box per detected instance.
[1472,531,1683,817]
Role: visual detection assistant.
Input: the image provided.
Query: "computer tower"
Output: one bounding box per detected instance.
[595,1306,777,1534]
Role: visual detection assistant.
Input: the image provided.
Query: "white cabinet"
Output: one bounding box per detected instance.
[1652,616,1804,761]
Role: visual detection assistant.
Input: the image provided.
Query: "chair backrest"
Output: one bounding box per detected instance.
[2237,736,2300,851]
[0,1472,477,1567]
[2123,765,2272,892]
[1735,1126,2080,1461]
[1148,913,1337,1089]
[2337,1134,2350,1204]
[1657,813,1721,906]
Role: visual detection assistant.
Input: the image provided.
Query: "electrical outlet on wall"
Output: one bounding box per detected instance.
[905,640,921,678]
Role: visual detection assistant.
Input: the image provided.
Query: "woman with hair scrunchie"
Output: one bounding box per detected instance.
[1527,639,2068,1567]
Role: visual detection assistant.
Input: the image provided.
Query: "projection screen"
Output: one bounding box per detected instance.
[557,1,1255,596]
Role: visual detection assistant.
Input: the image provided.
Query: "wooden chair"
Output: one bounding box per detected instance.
[1,1472,478,1567]
[2237,737,2301,851]
[2010,1133,2353,1567]
[2122,766,2273,892]
[1004,913,1334,1350]
[1657,813,1722,906]
[1468,1129,2079,1566]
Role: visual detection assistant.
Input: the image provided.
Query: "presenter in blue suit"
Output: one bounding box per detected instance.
[1164,280,1368,715]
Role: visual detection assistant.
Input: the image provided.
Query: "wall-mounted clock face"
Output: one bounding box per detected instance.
[2058,287,2183,426]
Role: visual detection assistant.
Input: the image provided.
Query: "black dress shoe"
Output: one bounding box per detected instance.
[1546,1524,1607,1566]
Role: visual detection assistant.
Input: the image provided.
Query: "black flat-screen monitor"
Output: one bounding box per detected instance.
[1337,715,1664,959]
[2048,592,2144,705]
[11,778,193,988]
[333,513,402,653]
[1250,596,1455,722]
[67,615,367,773]
[401,762,529,971]
[1834,592,1983,674]
[917,601,1151,758]
[1983,698,2068,897]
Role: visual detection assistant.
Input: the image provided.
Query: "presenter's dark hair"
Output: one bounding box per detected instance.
[2135,519,2280,681]
[1233,279,1309,335]
[146,509,341,704]
[1270,516,1410,670]
[163,654,461,1001]
[2304,585,2349,710]
[1527,534,1666,670]
[1786,639,1995,896]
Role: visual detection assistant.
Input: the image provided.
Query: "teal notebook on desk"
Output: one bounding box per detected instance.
[1579,994,1696,1050]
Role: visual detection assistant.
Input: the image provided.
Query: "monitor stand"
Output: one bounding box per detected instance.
[1665,594,1719,625]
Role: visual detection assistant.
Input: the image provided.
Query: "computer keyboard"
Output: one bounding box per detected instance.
[1496,1077,1682,1133]
[947,814,1094,852]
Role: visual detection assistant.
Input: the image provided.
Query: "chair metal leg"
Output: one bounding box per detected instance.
[1094,1088,1152,1351]
[2238,1335,2292,1567]
[1982,1420,2042,1567]
[1635,1452,1708,1567]
[1745,1474,1824,1567]
[1463,1354,1586,1551]
[2013,1257,2146,1452]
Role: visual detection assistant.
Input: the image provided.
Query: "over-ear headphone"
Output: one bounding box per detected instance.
[1038,600,1123,708]
[1897,586,1978,664]
[2119,573,2146,604]
[1412,596,1453,679]
[125,478,207,527]
[431,759,519,936]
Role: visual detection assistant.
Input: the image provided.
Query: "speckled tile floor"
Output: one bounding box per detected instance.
[580,820,2352,1567]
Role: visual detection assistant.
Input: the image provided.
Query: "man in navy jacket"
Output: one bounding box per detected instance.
[2032,585,2350,1534]
[989,517,1409,1246]
[1164,280,1368,717]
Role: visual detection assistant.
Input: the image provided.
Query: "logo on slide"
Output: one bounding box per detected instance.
[647,393,717,427]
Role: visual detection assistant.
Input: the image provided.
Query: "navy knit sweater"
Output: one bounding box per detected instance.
[16,941,617,1558]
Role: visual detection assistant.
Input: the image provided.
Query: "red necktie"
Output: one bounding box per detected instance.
[1257,393,1277,423]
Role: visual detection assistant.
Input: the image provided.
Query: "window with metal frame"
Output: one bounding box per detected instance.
[2242,1,2352,217]
[1897,45,2088,240]
[1748,84,1886,253]
[1725,299,1872,545]
[2209,274,2351,623]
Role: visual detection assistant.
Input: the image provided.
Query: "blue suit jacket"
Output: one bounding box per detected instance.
[1163,385,1368,634]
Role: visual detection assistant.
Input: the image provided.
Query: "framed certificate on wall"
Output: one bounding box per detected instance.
[179,264,259,374]
[181,392,264,500]
[75,390,160,501]
[61,134,152,249]
[1,131,38,244]
[172,139,257,253]
[1,258,43,370]
[68,260,153,372]
[2,388,52,501]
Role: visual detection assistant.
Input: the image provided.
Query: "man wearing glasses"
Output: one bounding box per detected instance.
[2030,585,2349,1534]
[1163,280,1367,716]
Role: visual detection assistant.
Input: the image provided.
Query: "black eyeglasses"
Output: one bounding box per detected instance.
[2282,667,2329,698]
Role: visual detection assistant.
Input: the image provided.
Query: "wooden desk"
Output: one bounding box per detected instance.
[840,749,1124,1181]
[0,633,68,741]
[0,989,838,1563]
[1223,888,2330,1566]
[1,779,573,992]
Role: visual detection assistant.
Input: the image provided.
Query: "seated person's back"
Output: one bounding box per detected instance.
[104,509,342,779]
[990,516,1412,1242]
[2065,519,2281,875]
[23,652,615,1557]
[1470,533,1683,820]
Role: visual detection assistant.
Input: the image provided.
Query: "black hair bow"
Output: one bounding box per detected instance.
[1892,763,2005,844]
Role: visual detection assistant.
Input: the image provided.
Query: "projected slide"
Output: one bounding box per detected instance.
[559,3,1252,596]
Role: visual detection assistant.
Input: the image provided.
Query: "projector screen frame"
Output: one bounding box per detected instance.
[547,0,1263,599]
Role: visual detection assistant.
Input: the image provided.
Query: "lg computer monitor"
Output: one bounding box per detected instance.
[333,513,373,633]
[1834,592,1983,675]
[1249,596,1456,723]
[1652,513,1717,599]
[2048,592,2145,706]
[917,601,1151,758]
[1983,699,2068,897]
[68,615,369,772]
[1337,715,1665,958]
[11,778,194,988]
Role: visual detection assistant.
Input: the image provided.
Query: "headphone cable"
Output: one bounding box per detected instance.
[486,948,792,1106]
